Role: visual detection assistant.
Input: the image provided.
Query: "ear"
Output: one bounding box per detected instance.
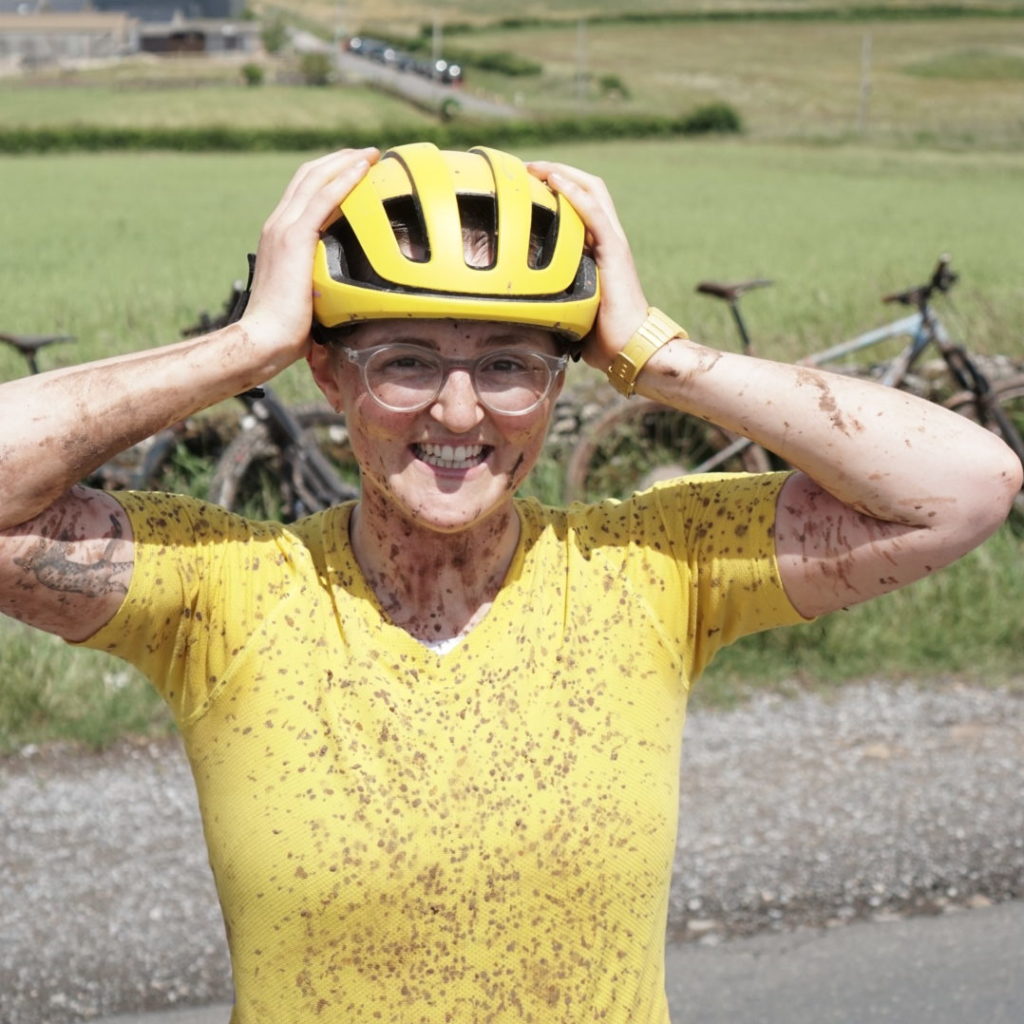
[307,343,344,411]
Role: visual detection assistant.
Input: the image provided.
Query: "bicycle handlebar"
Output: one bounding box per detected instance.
[882,253,958,309]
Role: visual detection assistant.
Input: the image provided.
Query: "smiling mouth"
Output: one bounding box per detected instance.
[414,442,491,470]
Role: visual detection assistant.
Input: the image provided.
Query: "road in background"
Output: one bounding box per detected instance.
[289,28,521,121]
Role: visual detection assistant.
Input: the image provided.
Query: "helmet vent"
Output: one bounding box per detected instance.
[455,195,497,271]
[383,196,429,264]
[529,206,557,271]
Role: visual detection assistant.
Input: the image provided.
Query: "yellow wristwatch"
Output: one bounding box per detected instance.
[606,307,688,397]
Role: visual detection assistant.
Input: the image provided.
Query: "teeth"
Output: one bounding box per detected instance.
[417,443,486,469]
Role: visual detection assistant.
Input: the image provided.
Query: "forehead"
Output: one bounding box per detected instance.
[345,319,560,353]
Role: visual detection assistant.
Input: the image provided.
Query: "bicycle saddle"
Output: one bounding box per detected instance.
[696,279,773,302]
[0,332,75,356]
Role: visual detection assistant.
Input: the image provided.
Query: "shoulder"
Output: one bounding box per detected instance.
[519,472,788,548]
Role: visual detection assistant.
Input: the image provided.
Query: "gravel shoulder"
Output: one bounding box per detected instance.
[2,679,1023,1024]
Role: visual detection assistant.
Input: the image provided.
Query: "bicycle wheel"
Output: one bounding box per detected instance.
[946,374,1024,516]
[207,405,359,521]
[564,398,772,504]
[130,417,232,496]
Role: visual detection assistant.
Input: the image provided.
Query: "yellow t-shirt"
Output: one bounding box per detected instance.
[81,474,805,1023]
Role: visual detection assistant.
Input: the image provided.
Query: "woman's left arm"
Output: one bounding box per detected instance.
[530,160,1023,618]
[638,345,1021,617]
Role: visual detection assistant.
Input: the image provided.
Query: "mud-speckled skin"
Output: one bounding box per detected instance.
[78,474,803,1022]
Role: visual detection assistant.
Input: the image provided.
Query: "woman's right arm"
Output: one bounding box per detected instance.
[0,319,286,641]
[0,147,379,642]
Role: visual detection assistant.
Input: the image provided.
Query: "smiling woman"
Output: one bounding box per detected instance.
[0,140,1018,1023]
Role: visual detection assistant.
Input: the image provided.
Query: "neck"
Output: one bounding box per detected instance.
[349,488,521,643]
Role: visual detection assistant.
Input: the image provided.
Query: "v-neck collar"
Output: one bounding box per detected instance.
[318,503,533,661]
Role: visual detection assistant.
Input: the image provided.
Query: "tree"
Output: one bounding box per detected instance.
[261,16,287,55]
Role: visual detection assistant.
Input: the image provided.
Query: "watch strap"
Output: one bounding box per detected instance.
[607,307,688,397]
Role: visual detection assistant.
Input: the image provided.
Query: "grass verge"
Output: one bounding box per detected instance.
[0,622,170,755]
[699,523,1024,707]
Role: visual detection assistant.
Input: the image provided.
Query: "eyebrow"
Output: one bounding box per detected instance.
[371,331,551,351]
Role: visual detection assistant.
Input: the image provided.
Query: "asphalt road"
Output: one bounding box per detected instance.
[665,899,1024,1023]
[92,900,1024,1024]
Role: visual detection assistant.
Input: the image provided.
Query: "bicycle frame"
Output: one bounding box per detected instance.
[687,305,949,475]
[568,254,1024,501]
[239,387,357,515]
[799,312,926,384]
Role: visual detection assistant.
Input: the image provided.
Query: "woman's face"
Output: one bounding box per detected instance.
[310,319,564,535]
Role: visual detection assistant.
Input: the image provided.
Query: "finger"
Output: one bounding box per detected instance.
[274,146,379,209]
[265,147,380,236]
[530,166,630,252]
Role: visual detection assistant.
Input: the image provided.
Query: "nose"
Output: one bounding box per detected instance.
[428,367,486,432]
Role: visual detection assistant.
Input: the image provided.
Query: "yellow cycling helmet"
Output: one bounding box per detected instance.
[312,142,600,342]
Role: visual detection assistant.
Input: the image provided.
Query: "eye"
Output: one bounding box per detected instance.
[376,347,439,374]
[480,351,532,375]
[388,353,429,369]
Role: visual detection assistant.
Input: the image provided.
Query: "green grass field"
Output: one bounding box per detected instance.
[4,140,1021,378]
[277,0,1024,31]
[437,15,1022,143]
[0,79,435,132]
[4,8,1023,148]
[1,2,1023,750]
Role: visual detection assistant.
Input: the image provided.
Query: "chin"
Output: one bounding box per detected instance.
[366,475,513,535]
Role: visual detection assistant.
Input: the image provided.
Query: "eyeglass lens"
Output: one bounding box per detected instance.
[361,346,561,414]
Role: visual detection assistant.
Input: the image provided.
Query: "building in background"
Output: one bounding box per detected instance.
[0,9,138,65]
[0,0,258,67]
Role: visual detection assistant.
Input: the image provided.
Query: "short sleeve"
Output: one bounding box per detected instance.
[651,472,810,676]
[563,472,810,683]
[74,491,295,724]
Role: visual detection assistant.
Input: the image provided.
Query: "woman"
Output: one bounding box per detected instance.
[0,143,1018,1022]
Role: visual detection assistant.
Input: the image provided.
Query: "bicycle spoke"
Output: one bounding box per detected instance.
[564,399,770,503]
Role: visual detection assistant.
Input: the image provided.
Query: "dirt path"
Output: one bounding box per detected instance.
[2,680,1023,1023]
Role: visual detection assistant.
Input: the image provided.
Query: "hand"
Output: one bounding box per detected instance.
[241,147,380,365]
[526,160,649,371]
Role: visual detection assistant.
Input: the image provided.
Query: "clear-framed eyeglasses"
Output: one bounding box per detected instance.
[344,343,569,416]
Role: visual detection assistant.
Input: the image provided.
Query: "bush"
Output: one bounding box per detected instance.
[598,73,631,100]
[0,103,744,155]
[473,51,542,76]
[439,97,462,122]
[679,102,742,134]
[299,52,332,87]
[241,62,264,87]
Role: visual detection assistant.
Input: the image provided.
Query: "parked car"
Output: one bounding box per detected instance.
[344,35,463,86]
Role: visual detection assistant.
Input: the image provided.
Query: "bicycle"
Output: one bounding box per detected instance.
[563,255,1024,503]
[165,258,360,521]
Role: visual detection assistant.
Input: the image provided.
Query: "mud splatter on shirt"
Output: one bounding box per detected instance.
[78,474,805,1023]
